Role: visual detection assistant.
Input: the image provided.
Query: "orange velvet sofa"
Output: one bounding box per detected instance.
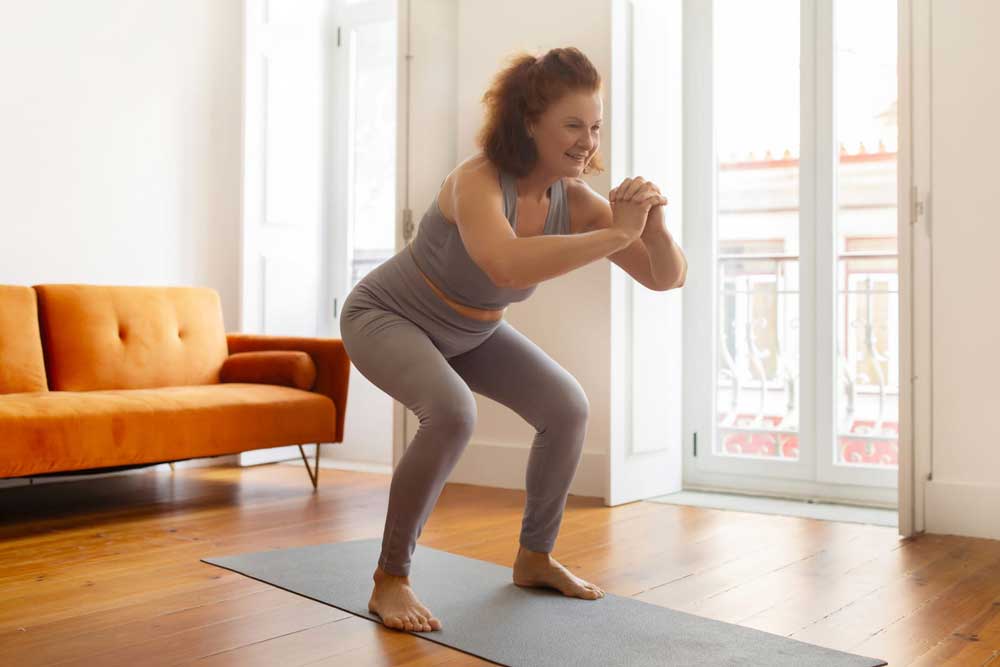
[0,284,350,488]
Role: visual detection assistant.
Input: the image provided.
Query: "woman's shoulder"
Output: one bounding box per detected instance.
[451,152,503,189]
[563,176,607,234]
[437,153,505,223]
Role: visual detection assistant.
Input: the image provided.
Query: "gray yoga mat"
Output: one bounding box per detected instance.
[202,538,887,667]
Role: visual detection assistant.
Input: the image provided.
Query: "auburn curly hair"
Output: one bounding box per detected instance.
[475,47,605,178]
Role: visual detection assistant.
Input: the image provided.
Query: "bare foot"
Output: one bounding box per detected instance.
[512,545,606,599]
[368,565,443,632]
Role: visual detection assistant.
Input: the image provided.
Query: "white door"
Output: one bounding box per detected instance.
[607,0,686,505]
[240,0,333,465]
[683,0,900,506]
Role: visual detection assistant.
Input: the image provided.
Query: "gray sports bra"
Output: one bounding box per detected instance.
[407,167,570,310]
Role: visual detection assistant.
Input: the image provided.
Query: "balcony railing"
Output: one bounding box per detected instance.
[716,252,899,467]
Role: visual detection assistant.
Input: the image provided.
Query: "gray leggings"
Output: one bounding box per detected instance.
[339,247,589,577]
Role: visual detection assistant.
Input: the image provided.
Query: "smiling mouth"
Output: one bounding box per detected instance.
[565,152,587,162]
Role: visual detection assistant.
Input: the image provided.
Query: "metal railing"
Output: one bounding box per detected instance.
[715,252,899,465]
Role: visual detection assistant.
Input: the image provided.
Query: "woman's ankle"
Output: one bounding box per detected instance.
[516,544,552,561]
[374,563,410,583]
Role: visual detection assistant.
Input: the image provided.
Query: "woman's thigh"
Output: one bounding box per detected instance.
[445,320,589,430]
[340,297,477,423]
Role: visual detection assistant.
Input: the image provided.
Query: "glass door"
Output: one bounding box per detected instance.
[684,0,898,505]
[327,0,397,338]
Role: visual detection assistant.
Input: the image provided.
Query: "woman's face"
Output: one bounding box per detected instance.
[527,90,603,176]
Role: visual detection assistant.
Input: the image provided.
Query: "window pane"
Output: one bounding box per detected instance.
[715,0,801,461]
[834,0,899,468]
[348,19,397,287]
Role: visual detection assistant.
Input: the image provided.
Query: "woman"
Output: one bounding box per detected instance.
[340,46,686,633]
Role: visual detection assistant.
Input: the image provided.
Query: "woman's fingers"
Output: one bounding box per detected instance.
[628,182,656,203]
[610,178,632,202]
[637,192,668,207]
[623,177,646,200]
[611,178,668,206]
[612,177,640,201]
[614,191,664,208]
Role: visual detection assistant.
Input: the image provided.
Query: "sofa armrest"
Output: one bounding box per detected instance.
[220,351,317,390]
[226,334,350,442]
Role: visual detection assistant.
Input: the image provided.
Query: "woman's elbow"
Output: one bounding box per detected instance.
[659,269,686,291]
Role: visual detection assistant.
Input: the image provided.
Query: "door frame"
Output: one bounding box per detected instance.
[902,0,934,537]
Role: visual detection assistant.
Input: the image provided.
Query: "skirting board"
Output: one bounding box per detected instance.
[446,440,607,500]
[925,479,1000,541]
[1,443,601,495]
[277,440,607,500]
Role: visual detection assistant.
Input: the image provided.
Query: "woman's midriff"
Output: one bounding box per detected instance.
[407,244,505,322]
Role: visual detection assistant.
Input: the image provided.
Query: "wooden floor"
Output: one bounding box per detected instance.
[1,464,999,666]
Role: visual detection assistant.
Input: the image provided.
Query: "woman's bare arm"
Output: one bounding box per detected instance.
[452,165,634,289]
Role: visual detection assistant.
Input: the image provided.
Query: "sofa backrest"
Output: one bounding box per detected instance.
[34,285,229,391]
[0,285,49,394]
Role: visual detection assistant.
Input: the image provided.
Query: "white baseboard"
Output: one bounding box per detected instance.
[925,479,1000,540]
[446,440,606,499]
[278,457,392,475]
[2,442,604,499]
[239,445,303,466]
[277,440,606,500]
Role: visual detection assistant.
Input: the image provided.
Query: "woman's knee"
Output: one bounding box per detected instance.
[421,392,478,439]
[546,379,589,431]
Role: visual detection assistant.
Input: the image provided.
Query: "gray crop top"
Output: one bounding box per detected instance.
[407,168,570,310]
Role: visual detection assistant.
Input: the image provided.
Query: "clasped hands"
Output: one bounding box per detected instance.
[608,176,669,241]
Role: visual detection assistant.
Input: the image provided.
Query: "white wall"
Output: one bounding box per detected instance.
[0,0,243,331]
[923,0,1000,539]
[0,0,243,488]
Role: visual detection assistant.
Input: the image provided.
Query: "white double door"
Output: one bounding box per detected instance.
[681,0,903,507]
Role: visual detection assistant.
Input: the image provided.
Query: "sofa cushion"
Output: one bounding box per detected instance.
[0,286,48,394]
[0,384,336,478]
[220,351,317,390]
[34,285,228,391]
